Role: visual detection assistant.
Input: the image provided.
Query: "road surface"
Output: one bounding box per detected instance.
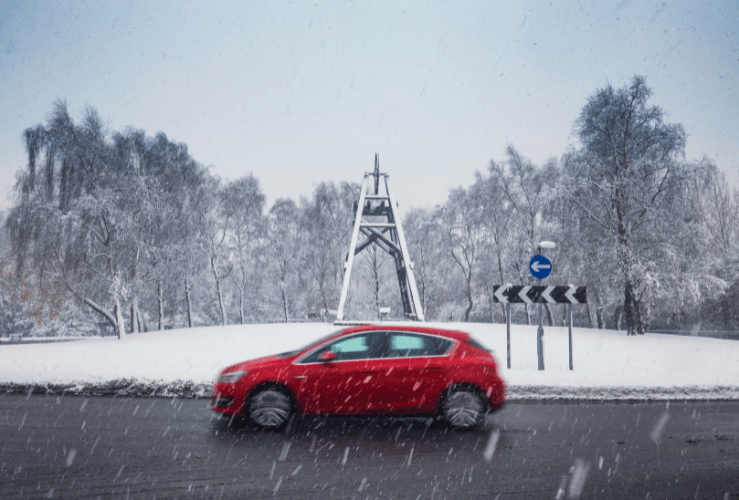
[1,394,737,499]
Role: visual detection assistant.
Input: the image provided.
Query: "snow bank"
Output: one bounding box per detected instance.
[1,322,738,400]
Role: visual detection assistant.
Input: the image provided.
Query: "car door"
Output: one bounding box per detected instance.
[294,331,386,414]
[379,332,455,413]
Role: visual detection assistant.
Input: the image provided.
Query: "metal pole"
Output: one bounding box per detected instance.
[336,176,369,321]
[384,176,425,321]
[537,282,544,370]
[568,303,573,371]
[506,303,511,369]
[535,243,545,371]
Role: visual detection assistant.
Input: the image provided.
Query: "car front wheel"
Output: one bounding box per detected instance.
[441,387,486,429]
[248,387,293,429]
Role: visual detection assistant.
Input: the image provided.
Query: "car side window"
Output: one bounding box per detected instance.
[300,331,386,363]
[333,336,369,354]
[388,333,453,357]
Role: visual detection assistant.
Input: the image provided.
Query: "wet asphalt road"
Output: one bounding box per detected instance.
[0,394,737,499]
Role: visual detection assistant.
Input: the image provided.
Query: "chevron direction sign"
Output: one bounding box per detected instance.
[493,285,587,304]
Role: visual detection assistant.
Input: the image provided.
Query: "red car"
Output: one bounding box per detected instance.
[210,324,506,429]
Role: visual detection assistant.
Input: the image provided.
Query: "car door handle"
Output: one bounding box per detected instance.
[295,376,307,379]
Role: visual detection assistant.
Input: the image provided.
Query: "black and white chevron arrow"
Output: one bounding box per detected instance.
[493,285,587,304]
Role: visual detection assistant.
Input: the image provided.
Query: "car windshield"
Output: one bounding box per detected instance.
[275,330,342,358]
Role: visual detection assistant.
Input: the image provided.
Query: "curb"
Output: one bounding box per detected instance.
[2,381,739,401]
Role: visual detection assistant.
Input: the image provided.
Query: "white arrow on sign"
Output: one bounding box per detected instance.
[494,284,511,304]
[531,261,551,273]
[541,286,556,304]
[565,285,578,303]
[518,286,533,304]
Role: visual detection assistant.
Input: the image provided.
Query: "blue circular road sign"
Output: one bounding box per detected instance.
[530,255,552,280]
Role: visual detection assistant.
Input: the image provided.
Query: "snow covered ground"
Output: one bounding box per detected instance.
[1,322,738,400]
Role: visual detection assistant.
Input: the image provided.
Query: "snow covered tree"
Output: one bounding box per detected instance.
[300,182,359,318]
[221,175,266,324]
[192,177,233,326]
[488,146,559,324]
[7,102,208,338]
[403,207,454,321]
[470,170,515,323]
[570,76,693,335]
[268,198,303,322]
[439,187,488,322]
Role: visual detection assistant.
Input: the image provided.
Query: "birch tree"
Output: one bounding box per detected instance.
[440,187,487,322]
[403,207,453,321]
[300,182,358,317]
[7,102,208,337]
[570,76,689,334]
[221,175,266,324]
[268,198,302,322]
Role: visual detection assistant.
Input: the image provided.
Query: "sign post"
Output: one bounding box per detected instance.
[530,246,554,370]
[568,302,573,370]
[506,303,511,369]
[493,284,587,370]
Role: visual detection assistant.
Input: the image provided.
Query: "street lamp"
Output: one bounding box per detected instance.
[536,241,555,371]
[538,241,556,251]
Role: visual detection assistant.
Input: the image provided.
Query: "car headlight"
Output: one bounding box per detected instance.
[217,370,247,384]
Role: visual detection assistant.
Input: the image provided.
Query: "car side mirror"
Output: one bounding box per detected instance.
[318,351,337,362]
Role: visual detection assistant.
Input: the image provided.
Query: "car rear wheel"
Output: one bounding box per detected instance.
[441,387,486,429]
[248,387,292,429]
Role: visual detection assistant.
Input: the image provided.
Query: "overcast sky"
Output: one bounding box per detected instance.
[1,0,737,212]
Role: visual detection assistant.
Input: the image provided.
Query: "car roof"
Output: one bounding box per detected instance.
[338,324,470,343]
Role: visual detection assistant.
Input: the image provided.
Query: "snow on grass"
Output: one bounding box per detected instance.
[1,322,738,400]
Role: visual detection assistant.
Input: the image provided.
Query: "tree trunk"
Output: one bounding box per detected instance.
[210,257,227,326]
[157,279,164,331]
[238,286,245,325]
[319,282,330,322]
[464,293,473,322]
[216,278,226,326]
[634,299,645,334]
[596,294,604,329]
[130,298,142,334]
[83,296,119,338]
[185,279,193,328]
[623,283,643,335]
[586,302,594,328]
[463,271,473,322]
[545,304,554,326]
[487,289,495,324]
[374,277,381,321]
[524,304,531,325]
[281,286,289,323]
[114,296,126,340]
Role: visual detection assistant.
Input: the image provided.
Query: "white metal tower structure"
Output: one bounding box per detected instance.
[336,155,425,322]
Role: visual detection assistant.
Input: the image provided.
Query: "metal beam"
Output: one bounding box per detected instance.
[385,175,425,321]
[360,223,397,228]
[363,227,402,254]
[336,176,369,322]
[336,156,425,323]
[355,230,398,257]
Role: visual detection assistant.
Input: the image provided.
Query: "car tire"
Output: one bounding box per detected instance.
[247,385,293,429]
[440,385,486,429]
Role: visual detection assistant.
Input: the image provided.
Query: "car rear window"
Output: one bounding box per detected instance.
[388,333,452,357]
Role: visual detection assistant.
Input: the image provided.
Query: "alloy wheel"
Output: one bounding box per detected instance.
[249,389,292,428]
[442,390,484,428]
